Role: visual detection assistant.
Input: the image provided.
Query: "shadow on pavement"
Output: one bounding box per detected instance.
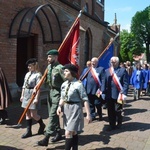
[3,102,48,129]
[96,147,126,150]
[0,145,23,150]
[124,108,147,116]
[97,122,150,145]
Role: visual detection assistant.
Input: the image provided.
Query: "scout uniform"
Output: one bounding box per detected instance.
[37,49,65,146]
[60,64,90,150]
[22,71,41,109]
[61,79,88,131]
[21,58,45,139]
[45,61,64,135]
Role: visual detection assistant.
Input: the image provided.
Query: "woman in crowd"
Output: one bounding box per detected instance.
[130,63,143,100]
[20,58,45,138]
[141,64,149,95]
[57,64,92,150]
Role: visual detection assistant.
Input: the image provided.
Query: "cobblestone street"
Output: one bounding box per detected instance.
[0,89,150,150]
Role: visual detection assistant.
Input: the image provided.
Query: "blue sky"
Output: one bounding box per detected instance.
[105,0,150,31]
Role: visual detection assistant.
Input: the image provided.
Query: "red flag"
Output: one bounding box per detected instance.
[58,18,80,68]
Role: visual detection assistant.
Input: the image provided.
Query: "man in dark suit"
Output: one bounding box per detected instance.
[84,57,106,121]
[105,56,129,131]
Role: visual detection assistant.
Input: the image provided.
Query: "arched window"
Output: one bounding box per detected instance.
[84,29,92,66]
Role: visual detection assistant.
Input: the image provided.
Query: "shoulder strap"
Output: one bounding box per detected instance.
[109,67,123,92]
[90,67,101,87]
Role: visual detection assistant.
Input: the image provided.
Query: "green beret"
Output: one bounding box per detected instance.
[47,49,59,55]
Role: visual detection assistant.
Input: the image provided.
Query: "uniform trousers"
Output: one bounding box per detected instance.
[107,98,123,128]
[87,94,102,119]
[46,88,61,135]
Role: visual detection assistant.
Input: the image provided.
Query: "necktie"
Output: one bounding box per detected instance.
[25,72,32,88]
[65,82,71,100]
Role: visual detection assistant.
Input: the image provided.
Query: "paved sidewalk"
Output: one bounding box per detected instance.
[0,89,150,150]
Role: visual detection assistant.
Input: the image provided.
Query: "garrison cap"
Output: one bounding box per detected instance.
[26,58,37,65]
[47,49,59,55]
[63,64,78,73]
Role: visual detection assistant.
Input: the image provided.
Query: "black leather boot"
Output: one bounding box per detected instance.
[96,105,102,121]
[117,111,122,128]
[51,131,62,142]
[37,118,45,134]
[21,119,32,138]
[72,134,78,150]
[0,110,8,124]
[37,134,50,146]
[65,138,73,150]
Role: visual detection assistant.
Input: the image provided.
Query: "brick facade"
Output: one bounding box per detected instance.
[0,0,118,86]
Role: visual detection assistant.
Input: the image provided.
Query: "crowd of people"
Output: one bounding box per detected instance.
[31,50,129,149]
[120,61,150,100]
[1,48,150,149]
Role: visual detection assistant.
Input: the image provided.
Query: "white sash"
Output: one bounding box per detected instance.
[109,67,126,104]
[90,67,102,97]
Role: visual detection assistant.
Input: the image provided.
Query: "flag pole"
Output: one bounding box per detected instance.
[98,32,119,59]
[17,9,84,126]
[80,32,119,81]
[58,9,83,52]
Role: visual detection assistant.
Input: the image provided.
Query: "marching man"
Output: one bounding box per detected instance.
[105,56,129,131]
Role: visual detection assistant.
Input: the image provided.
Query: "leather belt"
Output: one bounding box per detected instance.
[64,101,80,104]
[26,86,34,89]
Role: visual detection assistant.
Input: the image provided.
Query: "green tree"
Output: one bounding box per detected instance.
[119,30,145,62]
[131,6,150,62]
[119,30,132,62]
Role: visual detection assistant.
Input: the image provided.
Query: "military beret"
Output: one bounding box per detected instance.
[63,64,78,73]
[26,58,37,65]
[47,49,59,55]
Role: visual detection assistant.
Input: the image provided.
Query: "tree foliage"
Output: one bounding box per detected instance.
[119,30,145,62]
[131,6,150,62]
[119,30,132,62]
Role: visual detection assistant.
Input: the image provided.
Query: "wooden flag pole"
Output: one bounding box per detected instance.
[58,9,83,52]
[80,33,119,81]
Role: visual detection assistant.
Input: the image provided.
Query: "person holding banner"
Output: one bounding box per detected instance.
[84,57,106,121]
[105,56,129,131]
[20,58,45,138]
[37,49,65,146]
[57,64,92,150]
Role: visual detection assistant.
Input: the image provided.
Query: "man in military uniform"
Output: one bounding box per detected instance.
[37,49,65,146]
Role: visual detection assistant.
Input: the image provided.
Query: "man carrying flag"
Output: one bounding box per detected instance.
[37,49,65,146]
[105,56,128,131]
[37,10,81,147]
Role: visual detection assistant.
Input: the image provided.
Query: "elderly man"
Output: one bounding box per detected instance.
[84,57,106,121]
[105,56,129,131]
